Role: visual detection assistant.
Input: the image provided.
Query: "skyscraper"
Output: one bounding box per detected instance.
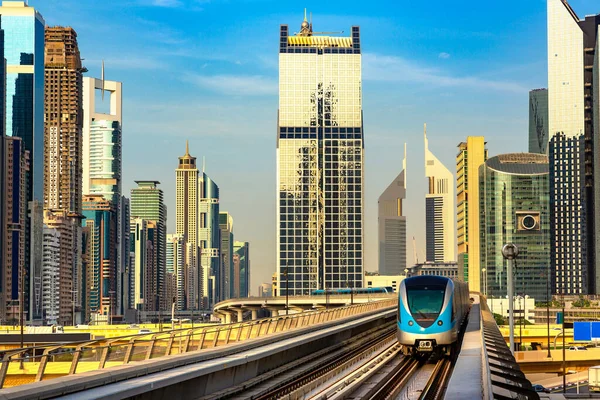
[175,142,199,308]
[529,89,548,154]
[82,72,126,306]
[166,234,186,310]
[199,171,220,306]
[547,0,599,293]
[456,137,487,290]
[0,21,6,312]
[131,218,158,312]
[44,26,83,213]
[2,137,29,323]
[0,0,45,324]
[41,225,60,324]
[81,195,117,323]
[480,153,550,301]
[130,181,166,310]
[424,125,455,263]
[0,1,44,202]
[277,16,364,295]
[43,209,78,325]
[233,241,250,298]
[219,212,234,300]
[44,26,85,322]
[378,144,407,275]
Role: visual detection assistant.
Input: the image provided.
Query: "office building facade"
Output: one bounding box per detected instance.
[378,144,406,275]
[480,153,550,301]
[219,212,234,300]
[81,195,117,322]
[175,142,199,309]
[130,181,166,310]
[41,225,60,324]
[131,218,158,312]
[456,137,487,290]
[529,89,548,154]
[166,234,187,311]
[0,0,45,324]
[2,137,28,323]
[277,18,364,295]
[233,241,250,298]
[199,172,220,306]
[424,125,455,263]
[548,0,600,293]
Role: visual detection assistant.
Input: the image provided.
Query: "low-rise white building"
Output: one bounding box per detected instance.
[364,274,405,293]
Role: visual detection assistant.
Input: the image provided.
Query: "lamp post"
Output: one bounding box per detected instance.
[546,269,551,358]
[108,290,116,326]
[284,263,289,316]
[70,290,77,327]
[501,243,519,354]
[562,292,566,394]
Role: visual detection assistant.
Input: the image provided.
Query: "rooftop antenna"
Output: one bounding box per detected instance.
[185,140,189,156]
[309,11,313,32]
[202,156,206,173]
[403,142,407,189]
[101,60,106,101]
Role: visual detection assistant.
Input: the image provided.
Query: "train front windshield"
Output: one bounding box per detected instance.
[405,283,446,327]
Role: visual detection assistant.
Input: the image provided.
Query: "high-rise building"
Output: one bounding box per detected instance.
[166,234,186,310]
[199,171,220,306]
[43,209,78,325]
[233,241,250,298]
[480,153,550,301]
[175,142,199,309]
[456,137,487,290]
[130,181,166,310]
[0,0,45,325]
[0,21,6,314]
[131,218,158,312]
[547,0,599,293]
[41,225,60,324]
[44,26,83,213]
[424,124,456,263]
[0,1,44,202]
[81,195,117,322]
[276,17,364,295]
[2,137,29,324]
[44,26,85,322]
[82,72,126,307]
[219,212,234,300]
[118,195,130,314]
[378,144,406,275]
[529,89,548,154]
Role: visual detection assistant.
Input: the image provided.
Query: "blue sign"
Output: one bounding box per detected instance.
[574,322,592,341]
[573,321,600,342]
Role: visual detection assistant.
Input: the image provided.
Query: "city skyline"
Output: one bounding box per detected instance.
[33,0,600,291]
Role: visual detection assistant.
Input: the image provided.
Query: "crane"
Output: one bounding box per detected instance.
[412,236,418,265]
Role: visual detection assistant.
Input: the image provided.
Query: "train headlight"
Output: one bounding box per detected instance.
[437,320,443,326]
[408,320,414,326]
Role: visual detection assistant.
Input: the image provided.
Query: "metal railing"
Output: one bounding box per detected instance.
[0,298,397,389]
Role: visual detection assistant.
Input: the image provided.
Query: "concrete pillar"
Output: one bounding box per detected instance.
[251,310,258,320]
[237,310,243,322]
[225,313,232,324]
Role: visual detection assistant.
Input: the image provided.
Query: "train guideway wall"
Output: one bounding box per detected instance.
[0,305,397,399]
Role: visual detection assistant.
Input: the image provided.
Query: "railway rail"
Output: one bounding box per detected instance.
[200,324,396,400]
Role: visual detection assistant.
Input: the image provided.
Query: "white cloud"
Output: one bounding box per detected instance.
[362,53,526,93]
[149,0,182,7]
[87,56,169,71]
[184,74,277,96]
[438,52,451,59]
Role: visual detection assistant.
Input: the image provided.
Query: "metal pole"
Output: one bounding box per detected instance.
[508,258,515,354]
[547,269,551,358]
[285,264,289,316]
[20,264,24,348]
[519,296,523,351]
[562,293,566,393]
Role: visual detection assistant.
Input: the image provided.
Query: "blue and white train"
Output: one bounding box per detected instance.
[397,275,470,355]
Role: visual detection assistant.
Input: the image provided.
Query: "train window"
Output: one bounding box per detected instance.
[405,283,445,324]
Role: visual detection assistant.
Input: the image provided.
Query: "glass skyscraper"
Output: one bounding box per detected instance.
[480,153,550,301]
[0,1,44,202]
[199,172,220,306]
[528,89,548,154]
[277,17,364,295]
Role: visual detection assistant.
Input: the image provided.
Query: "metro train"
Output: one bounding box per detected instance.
[311,287,394,295]
[397,275,470,355]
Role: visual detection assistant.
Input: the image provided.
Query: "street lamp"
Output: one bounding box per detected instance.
[501,243,519,354]
[284,262,289,316]
[546,269,551,358]
[70,290,78,327]
[108,290,116,326]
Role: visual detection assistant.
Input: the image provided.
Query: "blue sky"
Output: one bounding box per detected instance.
[34,0,599,293]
